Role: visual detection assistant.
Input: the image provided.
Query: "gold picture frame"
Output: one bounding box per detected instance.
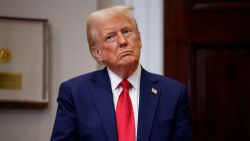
[0,17,49,108]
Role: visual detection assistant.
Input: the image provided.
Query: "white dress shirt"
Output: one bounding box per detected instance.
[107,65,141,139]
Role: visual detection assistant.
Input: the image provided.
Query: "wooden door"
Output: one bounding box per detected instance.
[164,0,250,141]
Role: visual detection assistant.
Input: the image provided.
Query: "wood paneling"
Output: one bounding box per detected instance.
[190,44,250,141]
[164,0,250,140]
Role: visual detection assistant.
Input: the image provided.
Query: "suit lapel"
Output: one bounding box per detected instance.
[137,68,160,141]
[89,68,118,141]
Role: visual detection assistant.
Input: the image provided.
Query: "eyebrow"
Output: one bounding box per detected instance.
[104,31,115,37]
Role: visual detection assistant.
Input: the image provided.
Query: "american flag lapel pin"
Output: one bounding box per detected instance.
[151,87,157,95]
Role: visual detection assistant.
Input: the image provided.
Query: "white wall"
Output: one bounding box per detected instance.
[0,0,163,141]
[0,0,97,141]
[131,0,163,75]
[98,0,124,9]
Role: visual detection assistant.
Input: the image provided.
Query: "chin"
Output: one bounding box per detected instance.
[119,58,139,68]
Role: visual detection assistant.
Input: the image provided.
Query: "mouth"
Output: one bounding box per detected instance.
[119,51,133,58]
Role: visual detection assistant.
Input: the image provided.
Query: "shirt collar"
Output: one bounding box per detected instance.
[107,65,141,91]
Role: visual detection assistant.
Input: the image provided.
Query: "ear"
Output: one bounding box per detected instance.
[137,32,142,49]
[136,29,142,48]
[90,45,103,62]
[139,37,142,49]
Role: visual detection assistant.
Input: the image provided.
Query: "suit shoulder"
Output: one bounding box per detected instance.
[146,72,188,101]
[147,71,186,89]
[61,70,102,87]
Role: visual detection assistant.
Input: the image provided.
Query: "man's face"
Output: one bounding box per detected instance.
[91,14,142,71]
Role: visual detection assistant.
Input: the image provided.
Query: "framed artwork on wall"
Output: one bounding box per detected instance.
[0,17,49,109]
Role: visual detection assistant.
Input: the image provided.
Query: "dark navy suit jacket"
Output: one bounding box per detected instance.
[51,67,192,141]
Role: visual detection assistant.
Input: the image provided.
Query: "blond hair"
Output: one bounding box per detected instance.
[86,5,137,47]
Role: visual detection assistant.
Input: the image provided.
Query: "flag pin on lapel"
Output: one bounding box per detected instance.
[151,87,157,95]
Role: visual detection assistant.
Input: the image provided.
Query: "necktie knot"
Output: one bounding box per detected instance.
[120,79,131,90]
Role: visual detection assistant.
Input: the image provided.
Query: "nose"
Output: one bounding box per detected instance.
[117,32,127,48]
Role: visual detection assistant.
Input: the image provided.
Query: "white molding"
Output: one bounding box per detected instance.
[125,0,163,75]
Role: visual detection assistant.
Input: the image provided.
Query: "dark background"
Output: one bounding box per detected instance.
[164,0,250,140]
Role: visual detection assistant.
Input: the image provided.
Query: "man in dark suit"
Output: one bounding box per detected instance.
[51,5,192,141]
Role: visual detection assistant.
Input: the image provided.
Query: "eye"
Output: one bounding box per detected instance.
[124,29,129,33]
[105,35,115,43]
[122,28,131,37]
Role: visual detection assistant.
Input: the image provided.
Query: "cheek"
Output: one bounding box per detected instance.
[130,36,141,48]
[102,45,118,57]
[134,40,142,51]
[138,40,142,49]
[136,36,142,47]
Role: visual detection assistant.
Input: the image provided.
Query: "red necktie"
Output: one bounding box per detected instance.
[116,80,135,141]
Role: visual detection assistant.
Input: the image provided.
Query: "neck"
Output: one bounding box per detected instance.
[108,64,139,79]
